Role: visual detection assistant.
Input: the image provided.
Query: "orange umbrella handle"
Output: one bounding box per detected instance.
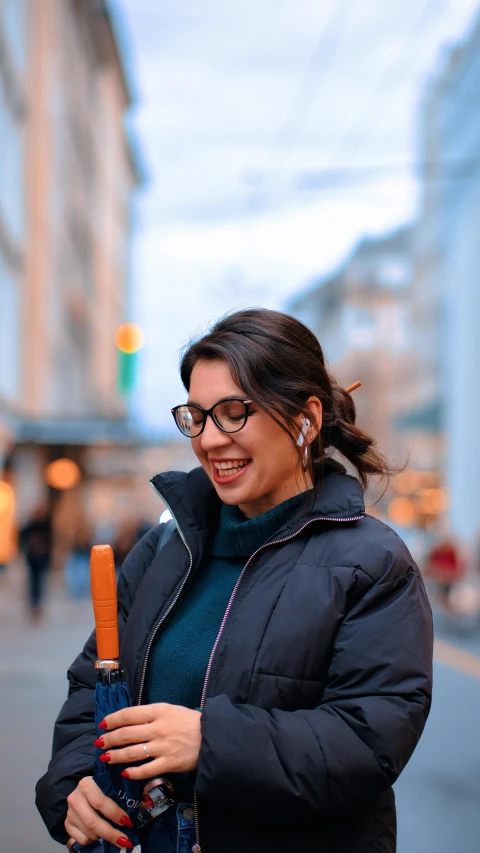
[90,545,119,660]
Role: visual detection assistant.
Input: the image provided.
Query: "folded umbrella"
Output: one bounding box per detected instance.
[72,545,145,853]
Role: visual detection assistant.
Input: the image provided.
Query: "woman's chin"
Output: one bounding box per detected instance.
[213,480,252,504]
[212,476,257,507]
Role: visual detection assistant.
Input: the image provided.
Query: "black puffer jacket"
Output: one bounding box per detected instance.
[36,464,433,853]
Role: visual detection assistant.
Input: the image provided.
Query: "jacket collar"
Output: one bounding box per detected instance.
[150,459,365,556]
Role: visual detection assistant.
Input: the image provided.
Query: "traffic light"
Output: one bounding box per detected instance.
[115,323,144,395]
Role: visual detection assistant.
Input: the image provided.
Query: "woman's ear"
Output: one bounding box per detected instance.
[305,397,322,436]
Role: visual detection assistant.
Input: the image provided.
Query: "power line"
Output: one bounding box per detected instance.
[245,1,468,209]
[318,0,452,192]
[273,0,357,155]
[255,0,454,210]
[295,160,480,191]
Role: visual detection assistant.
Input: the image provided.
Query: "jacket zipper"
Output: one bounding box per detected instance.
[191,512,363,853]
[136,485,194,705]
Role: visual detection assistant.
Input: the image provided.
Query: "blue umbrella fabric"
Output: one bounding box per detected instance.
[72,673,145,853]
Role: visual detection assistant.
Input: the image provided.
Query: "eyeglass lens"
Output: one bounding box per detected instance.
[175,400,248,436]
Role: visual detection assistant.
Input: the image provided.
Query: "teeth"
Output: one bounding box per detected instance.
[213,460,249,472]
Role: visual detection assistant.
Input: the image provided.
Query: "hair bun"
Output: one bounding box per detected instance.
[331,383,356,426]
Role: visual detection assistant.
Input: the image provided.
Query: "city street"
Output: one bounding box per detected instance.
[3,2,480,852]
[1,568,479,853]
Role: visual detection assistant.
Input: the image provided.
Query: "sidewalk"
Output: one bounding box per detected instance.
[0,566,95,853]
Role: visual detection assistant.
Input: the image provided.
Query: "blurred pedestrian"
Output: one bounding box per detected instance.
[424,536,465,610]
[19,503,52,622]
[37,309,433,853]
[64,519,93,600]
[112,519,140,573]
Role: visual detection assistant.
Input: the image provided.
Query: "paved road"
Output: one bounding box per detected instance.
[395,605,480,853]
[1,567,479,853]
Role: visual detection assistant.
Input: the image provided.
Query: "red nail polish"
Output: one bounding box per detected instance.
[94,737,104,748]
[142,794,154,808]
[99,720,108,730]
[99,752,111,763]
[120,816,134,828]
[116,837,134,850]
[121,769,129,778]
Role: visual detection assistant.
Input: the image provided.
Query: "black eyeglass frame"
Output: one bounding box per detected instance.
[171,397,254,437]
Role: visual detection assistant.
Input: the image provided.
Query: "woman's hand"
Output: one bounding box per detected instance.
[65,776,136,850]
[95,703,202,780]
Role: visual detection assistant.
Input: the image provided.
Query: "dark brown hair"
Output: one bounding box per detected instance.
[180,308,393,490]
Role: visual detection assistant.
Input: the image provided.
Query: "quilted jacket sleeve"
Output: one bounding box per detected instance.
[195,564,433,822]
[35,526,161,844]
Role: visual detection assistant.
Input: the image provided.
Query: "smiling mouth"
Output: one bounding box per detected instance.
[210,459,252,482]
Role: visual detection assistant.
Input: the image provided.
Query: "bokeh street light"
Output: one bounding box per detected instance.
[44,458,82,490]
[0,481,16,565]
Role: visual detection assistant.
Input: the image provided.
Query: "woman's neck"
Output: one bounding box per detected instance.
[238,474,314,519]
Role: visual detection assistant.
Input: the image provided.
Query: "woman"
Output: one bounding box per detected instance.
[36,309,433,853]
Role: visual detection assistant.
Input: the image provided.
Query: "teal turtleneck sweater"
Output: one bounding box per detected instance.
[145,490,311,711]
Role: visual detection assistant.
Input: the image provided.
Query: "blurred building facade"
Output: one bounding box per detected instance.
[0,0,139,428]
[289,226,446,536]
[415,11,480,547]
[0,0,29,561]
[290,227,414,461]
[23,0,138,420]
[0,0,160,563]
[289,12,480,548]
[0,0,26,447]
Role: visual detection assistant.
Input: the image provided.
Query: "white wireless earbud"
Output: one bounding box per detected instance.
[296,417,310,447]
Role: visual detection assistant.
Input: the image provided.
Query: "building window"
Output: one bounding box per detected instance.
[0,254,20,399]
[2,0,26,72]
[0,78,24,244]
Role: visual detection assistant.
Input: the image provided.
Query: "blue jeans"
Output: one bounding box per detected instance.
[64,551,91,599]
[140,802,196,853]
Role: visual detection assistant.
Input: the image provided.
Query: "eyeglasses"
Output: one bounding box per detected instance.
[171,398,254,438]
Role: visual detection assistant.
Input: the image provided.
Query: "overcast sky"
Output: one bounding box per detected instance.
[116,0,479,433]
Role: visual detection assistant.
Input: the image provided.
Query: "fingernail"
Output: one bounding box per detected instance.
[99,720,108,730]
[117,837,134,850]
[120,816,134,828]
[94,737,104,748]
[99,752,111,762]
[142,794,154,808]
[121,769,129,778]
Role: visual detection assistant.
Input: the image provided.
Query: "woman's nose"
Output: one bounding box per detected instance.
[199,416,232,451]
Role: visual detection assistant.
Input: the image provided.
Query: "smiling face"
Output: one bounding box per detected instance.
[188,358,315,518]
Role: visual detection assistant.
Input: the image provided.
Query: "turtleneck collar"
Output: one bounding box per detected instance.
[151,460,365,564]
[211,490,314,558]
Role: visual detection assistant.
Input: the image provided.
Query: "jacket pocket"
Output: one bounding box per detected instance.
[248,669,324,710]
[249,562,344,695]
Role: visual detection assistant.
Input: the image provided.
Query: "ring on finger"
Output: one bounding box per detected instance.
[142,742,150,759]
